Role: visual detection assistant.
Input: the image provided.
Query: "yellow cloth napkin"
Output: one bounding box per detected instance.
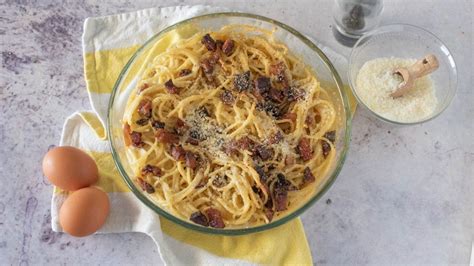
[47,5,362,265]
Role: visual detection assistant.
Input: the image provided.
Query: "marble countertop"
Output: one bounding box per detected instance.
[1,0,472,264]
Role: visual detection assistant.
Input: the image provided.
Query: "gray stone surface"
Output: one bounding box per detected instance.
[0,0,472,265]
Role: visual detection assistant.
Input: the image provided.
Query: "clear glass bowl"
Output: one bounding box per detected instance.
[108,12,352,235]
[348,24,457,125]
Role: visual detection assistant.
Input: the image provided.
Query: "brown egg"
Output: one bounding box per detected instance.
[43,146,98,191]
[59,187,110,237]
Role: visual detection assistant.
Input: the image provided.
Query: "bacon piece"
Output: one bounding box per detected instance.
[237,136,256,151]
[164,79,180,94]
[137,99,152,118]
[130,131,144,148]
[277,173,293,187]
[297,137,313,161]
[171,145,186,161]
[322,140,331,158]
[274,188,287,211]
[282,112,297,122]
[222,141,239,156]
[254,77,271,96]
[201,52,220,76]
[223,137,256,156]
[174,118,188,136]
[269,88,285,103]
[155,128,179,144]
[201,33,217,51]
[179,69,192,77]
[273,174,290,211]
[268,131,283,144]
[185,152,198,170]
[324,130,336,143]
[190,211,209,226]
[234,71,251,92]
[270,62,287,83]
[220,90,235,105]
[222,39,235,56]
[205,208,225,228]
[302,167,316,187]
[141,164,162,177]
[137,178,155,194]
[255,145,273,161]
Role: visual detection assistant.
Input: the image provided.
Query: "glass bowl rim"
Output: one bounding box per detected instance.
[348,23,458,126]
[107,11,352,235]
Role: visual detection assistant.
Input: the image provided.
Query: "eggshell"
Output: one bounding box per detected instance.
[59,187,110,237]
[42,146,98,191]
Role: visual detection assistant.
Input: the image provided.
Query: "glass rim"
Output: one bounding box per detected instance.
[348,23,458,126]
[107,11,353,235]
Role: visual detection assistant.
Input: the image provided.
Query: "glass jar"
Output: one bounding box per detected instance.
[333,0,383,39]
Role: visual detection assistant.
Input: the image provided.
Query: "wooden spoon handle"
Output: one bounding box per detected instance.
[407,54,439,79]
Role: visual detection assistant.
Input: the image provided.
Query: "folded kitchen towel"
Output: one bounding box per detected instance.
[51,5,354,265]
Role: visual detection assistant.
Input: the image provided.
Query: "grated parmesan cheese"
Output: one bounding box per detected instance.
[356,57,438,122]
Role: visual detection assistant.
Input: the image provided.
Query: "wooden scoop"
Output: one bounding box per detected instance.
[390,54,439,98]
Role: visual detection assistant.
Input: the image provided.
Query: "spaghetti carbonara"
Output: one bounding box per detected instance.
[123,25,337,228]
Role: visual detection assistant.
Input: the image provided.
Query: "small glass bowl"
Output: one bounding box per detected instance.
[108,12,352,235]
[348,24,457,125]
